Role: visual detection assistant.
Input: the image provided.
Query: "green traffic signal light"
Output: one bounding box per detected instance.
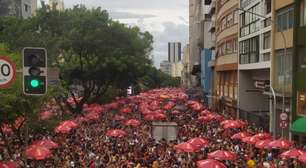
[30,79,40,88]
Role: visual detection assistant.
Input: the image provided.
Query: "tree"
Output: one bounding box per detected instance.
[0,5,154,114]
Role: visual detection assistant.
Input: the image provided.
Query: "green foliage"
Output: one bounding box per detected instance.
[0,6,154,114]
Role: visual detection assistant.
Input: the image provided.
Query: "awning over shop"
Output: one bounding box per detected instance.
[291,117,306,134]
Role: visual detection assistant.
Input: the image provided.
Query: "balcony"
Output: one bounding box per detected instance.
[208,20,216,33]
[208,0,216,15]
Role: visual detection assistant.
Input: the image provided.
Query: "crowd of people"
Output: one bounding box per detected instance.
[0,88,306,168]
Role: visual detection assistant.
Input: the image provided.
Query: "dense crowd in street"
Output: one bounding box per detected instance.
[1,88,306,168]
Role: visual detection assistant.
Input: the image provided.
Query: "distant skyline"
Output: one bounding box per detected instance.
[56,0,189,68]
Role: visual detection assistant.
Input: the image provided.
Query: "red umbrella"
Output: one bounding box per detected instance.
[207,114,224,121]
[171,110,181,115]
[223,121,245,129]
[0,161,17,168]
[253,133,272,140]
[280,149,305,159]
[153,113,167,120]
[54,120,78,134]
[255,139,273,149]
[26,145,52,160]
[191,103,203,111]
[84,112,99,121]
[187,138,209,148]
[242,136,260,145]
[106,129,127,138]
[198,116,214,123]
[163,102,175,110]
[268,139,294,149]
[298,153,306,164]
[32,139,59,149]
[231,132,251,140]
[200,110,213,116]
[220,120,234,126]
[39,111,54,120]
[196,159,227,168]
[113,115,126,121]
[173,142,199,153]
[124,119,141,127]
[144,114,156,121]
[120,107,132,114]
[208,150,237,161]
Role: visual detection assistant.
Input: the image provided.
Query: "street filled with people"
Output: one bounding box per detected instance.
[1,88,306,168]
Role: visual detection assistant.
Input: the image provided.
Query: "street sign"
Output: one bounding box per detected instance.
[47,68,60,86]
[280,120,288,129]
[280,112,288,121]
[0,56,16,88]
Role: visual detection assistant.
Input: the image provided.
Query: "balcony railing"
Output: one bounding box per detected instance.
[208,0,216,15]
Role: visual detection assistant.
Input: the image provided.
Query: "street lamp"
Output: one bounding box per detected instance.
[236,7,287,138]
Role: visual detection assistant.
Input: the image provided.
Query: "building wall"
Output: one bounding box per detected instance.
[201,49,212,94]
[0,0,36,18]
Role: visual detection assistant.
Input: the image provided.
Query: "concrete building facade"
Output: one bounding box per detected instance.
[238,0,272,132]
[160,61,172,76]
[213,0,239,117]
[0,0,36,18]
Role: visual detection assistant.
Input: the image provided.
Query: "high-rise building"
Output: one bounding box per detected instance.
[211,0,239,118]
[168,42,182,63]
[0,0,36,18]
[238,0,272,133]
[160,61,172,76]
[292,0,306,145]
[49,0,65,11]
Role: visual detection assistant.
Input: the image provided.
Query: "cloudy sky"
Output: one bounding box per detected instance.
[61,0,189,68]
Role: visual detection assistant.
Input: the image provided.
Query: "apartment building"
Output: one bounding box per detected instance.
[213,0,239,117]
[238,0,272,132]
[189,0,205,87]
[0,0,36,18]
[270,0,295,138]
[292,0,306,145]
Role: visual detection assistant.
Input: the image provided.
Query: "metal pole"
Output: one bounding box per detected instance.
[270,85,277,138]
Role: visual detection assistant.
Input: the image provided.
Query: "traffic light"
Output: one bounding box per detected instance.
[22,47,47,95]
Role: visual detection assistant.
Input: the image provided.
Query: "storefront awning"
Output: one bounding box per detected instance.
[291,117,306,134]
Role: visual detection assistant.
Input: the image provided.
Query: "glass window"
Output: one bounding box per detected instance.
[298,47,306,69]
[297,91,306,116]
[263,32,271,49]
[277,6,294,31]
[301,0,306,26]
[234,11,239,24]
[266,0,271,14]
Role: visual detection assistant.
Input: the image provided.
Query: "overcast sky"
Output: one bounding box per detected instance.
[60,0,189,68]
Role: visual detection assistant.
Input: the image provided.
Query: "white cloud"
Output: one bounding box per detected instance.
[62,0,189,68]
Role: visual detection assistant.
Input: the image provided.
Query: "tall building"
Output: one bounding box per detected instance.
[181,44,191,88]
[291,0,306,145]
[238,0,272,132]
[160,61,172,76]
[270,0,294,138]
[189,0,203,87]
[0,0,36,18]
[49,0,64,11]
[168,42,182,63]
[212,0,239,118]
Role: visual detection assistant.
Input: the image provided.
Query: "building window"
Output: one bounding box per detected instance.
[240,3,261,37]
[265,0,271,14]
[239,36,259,64]
[298,47,306,69]
[297,91,306,116]
[300,0,306,26]
[275,48,293,87]
[264,17,272,27]
[24,4,30,13]
[263,52,270,61]
[263,32,271,49]
[276,5,294,31]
